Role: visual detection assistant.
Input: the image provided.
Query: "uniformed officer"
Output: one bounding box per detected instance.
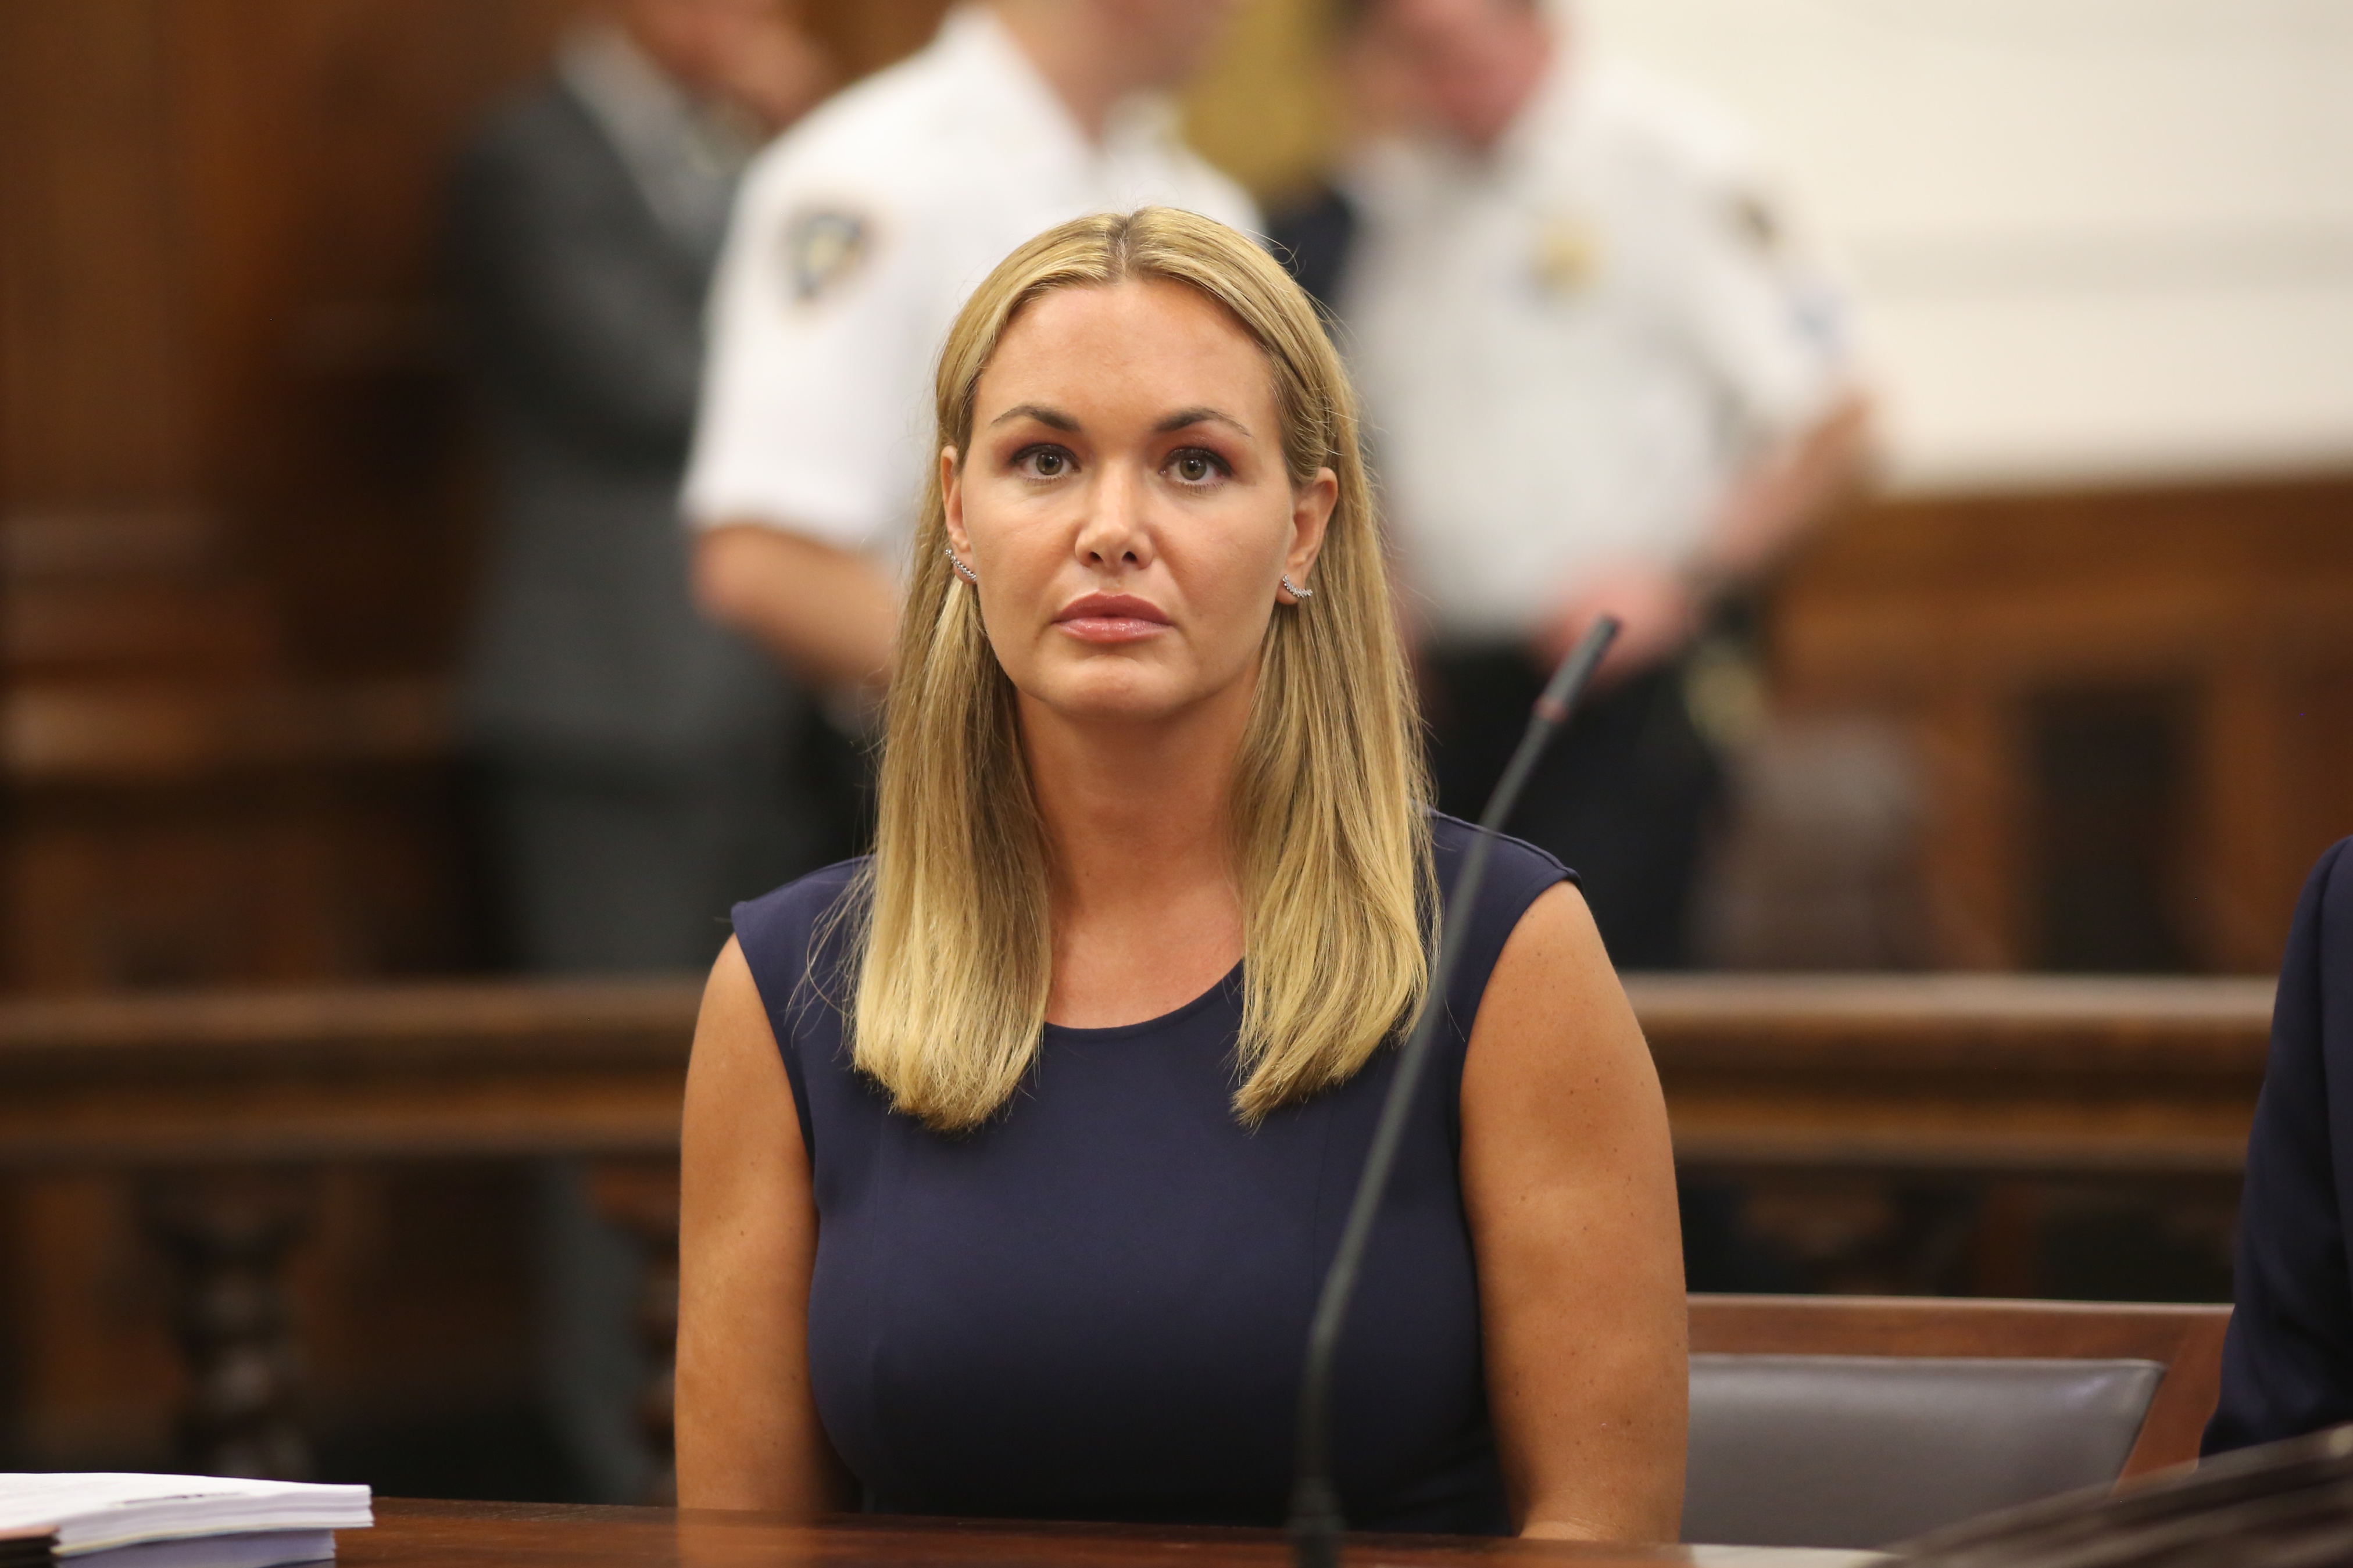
[1283,0,1874,969]
[684,1,1258,707]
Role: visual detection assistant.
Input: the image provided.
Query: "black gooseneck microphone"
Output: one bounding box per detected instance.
[1288,615,1621,1568]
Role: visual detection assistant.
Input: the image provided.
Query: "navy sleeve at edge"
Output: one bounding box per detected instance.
[2207,837,2353,1454]
[1431,818,1576,1140]
[729,864,862,1163]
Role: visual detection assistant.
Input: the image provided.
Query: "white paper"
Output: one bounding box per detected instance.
[67,1529,336,1567]
[0,1476,370,1554]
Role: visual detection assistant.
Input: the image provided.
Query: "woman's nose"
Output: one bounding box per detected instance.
[1075,463,1153,570]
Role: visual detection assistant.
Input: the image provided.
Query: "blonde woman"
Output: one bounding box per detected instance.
[676,208,1685,1541]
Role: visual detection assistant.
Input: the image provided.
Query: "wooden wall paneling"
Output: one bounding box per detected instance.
[0,0,199,506]
[2286,664,2353,872]
[0,0,584,998]
[9,785,316,992]
[0,0,574,1476]
[288,1165,541,1470]
[2025,685,2195,972]
[9,1173,181,1467]
[1911,688,2027,969]
[174,0,569,682]
[1773,474,2353,973]
[2194,656,2294,974]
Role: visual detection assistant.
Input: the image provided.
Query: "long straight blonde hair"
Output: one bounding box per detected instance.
[843,207,1432,1132]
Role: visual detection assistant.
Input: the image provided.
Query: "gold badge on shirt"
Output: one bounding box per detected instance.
[1533,214,1602,295]
[785,207,870,304]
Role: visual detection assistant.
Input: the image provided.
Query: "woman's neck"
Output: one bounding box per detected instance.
[1021,680,1253,1026]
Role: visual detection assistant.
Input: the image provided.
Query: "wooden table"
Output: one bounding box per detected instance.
[342,1499,1863,1567]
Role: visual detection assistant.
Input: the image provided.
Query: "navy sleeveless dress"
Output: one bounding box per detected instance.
[731,813,1571,1533]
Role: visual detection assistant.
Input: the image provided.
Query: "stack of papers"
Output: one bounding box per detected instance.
[0,1476,371,1567]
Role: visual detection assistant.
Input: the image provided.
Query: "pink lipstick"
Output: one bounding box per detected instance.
[1054,592,1171,645]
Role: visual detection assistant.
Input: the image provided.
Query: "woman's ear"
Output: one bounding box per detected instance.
[942,445,972,557]
[1281,466,1339,603]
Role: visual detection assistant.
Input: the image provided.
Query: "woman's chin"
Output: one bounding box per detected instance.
[1020,671,1199,729]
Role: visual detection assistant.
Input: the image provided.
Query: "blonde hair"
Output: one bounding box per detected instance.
[844,207,1432,1132]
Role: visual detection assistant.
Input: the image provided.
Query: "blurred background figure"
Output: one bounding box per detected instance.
[451,0,832,979]
[682,0,1257,714]
[1275,0,1874,971]
[446,0,832,1501]
[2207,836,2353,1456]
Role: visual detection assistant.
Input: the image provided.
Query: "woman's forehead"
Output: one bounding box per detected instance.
[977,280,1277,426]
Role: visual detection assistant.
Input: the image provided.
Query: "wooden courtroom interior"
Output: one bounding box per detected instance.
[2,0,2347,1507]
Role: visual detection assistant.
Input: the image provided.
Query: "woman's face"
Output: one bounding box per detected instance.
[945,280,1335,730]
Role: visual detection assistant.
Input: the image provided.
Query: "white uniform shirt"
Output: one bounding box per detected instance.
[683,5,1258,565]
[1342,52,1854,645]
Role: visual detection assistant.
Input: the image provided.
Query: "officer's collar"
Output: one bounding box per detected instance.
[1492,39,1589,167]
[936,3,1179,163]
[1365,42,1587,185]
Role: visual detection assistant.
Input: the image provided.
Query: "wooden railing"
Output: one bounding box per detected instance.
[0,973,2275,1484]
[0,972,2273,1169]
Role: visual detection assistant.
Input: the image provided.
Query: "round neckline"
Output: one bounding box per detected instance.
[1041,961,1244,1041]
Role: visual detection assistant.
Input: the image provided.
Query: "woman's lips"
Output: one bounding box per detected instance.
[1055,594,1170,645]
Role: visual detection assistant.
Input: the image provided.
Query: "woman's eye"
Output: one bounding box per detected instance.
[1168,449,1227,485]
[1016,446,1072,479]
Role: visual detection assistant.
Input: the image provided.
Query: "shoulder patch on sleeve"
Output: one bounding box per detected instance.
[783,207,872,304]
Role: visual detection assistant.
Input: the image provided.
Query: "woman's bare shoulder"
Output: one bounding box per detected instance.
[1462,880,1653,1124]
[688,938,795,1131]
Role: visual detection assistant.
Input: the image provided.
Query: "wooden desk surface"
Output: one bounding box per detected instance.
[0,972,2276,1175]
[342,1499,1833,1567]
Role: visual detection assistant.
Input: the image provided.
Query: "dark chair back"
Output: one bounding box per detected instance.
[1687,1352,2160,1546]
[1683,1294,2232,1549]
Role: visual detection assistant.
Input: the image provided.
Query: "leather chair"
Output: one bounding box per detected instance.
[1686,1351,2161,1548]
[1682,1294,2232,1550]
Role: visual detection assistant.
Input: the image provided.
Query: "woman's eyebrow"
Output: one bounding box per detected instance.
[988,403,1080,431]
[1156,406,1253,438]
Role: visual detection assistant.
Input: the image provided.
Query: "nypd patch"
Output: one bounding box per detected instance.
[785,207,870,303]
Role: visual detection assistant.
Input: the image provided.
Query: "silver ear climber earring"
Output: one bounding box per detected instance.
[1281,573,1313,601]
[947,546,979,585]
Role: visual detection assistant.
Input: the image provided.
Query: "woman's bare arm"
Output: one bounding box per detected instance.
[675,937,854,1511]
[1460,882,1687,1542]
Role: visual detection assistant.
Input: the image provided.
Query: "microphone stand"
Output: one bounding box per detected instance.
[1288,615,1622,1568]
